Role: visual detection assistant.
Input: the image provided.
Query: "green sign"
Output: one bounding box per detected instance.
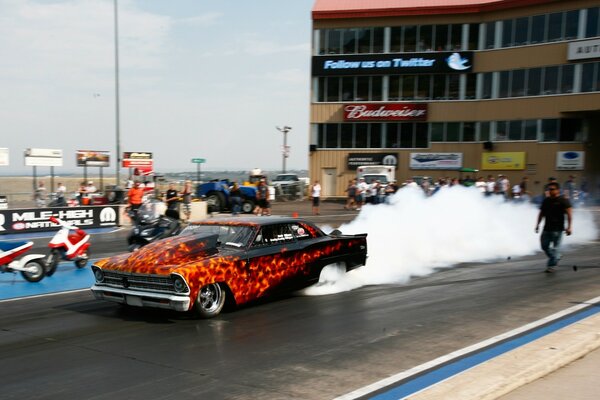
[191,158,206,163]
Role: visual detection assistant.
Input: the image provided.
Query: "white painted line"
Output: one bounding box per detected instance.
[0,288,90,303]
[334,295,600,400]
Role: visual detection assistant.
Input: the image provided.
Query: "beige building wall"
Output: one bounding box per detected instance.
[310,0,600,198]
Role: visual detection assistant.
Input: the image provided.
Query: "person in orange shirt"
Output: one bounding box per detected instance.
[127,181,144,212]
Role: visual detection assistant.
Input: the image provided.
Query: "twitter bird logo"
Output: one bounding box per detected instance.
[446,53,470,70]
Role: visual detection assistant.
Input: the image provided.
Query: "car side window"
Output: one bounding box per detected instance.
[252,224,295,246]
[290,223,315,240]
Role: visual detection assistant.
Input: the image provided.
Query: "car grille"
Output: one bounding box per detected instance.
[102,270,179,294]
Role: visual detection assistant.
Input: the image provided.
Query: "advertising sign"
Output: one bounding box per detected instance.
[77,150,110,167]
[481,152,526,170]
[24,148,63,167]
[344,104,427,121]
[122,152,153,168]
[347,153,398,169]
[312,51,473,76]
[0,206,120,234]
[567,38,600,60]
[556,151,584,170]
[0,148,8,166]
[410,153,463,170]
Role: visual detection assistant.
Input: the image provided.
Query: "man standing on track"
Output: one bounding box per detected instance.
[535,182,572,273]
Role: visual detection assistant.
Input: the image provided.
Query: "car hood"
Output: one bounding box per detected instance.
[96,233,232,275]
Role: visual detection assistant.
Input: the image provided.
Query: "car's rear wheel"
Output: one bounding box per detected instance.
[194,283,226,318]
[241,199,254,214]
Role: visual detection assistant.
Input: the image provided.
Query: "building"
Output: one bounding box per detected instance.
[310,0,600,198]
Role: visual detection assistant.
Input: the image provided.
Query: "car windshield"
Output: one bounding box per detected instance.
[180,224,255,248]
[274,175,297,181]
[363,175,389,184]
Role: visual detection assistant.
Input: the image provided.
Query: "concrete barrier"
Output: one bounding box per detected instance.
[118,201,208,227]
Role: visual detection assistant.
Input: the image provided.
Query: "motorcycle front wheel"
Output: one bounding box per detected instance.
[74,253,89,269]
[45,249,60,276]
[21,259,45,283]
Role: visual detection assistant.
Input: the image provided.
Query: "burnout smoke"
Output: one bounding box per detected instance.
[301,186,598,295]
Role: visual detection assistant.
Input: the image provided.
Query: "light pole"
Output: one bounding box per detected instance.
[276,126,292,174]
[114,0,121,187]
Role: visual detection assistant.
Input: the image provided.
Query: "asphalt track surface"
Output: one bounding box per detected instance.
[1,201,599,399]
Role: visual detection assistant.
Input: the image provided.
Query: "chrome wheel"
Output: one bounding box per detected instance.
[195,283,226,318]
[21,260,45,283]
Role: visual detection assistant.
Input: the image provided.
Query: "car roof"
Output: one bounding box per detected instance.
[189,216,315,227]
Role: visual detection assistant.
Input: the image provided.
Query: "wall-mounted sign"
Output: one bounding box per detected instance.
[77,150,110,167]
[410,153,463,170]
[312,51,473,76]
[0,206,119,234]
[0,148,8,166]
[567,38,600,60]
[344,104,428,121]
[122,152,153,168]
[481,152,525,170]
[556,151,584,170]
[24,148,63,167]
[347,153,398,170]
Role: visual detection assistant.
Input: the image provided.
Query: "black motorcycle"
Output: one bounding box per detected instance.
[127,200,183,251]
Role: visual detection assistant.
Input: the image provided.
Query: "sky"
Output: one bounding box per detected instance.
[0,0,314,176]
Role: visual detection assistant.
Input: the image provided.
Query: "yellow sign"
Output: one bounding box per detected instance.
[481,152,526,170]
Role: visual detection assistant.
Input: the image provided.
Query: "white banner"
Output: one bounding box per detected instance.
[556,151,584,170]
[568,38,600,60]
[24,148,63,167]
[410,152,463,170]
[0,148,8,166]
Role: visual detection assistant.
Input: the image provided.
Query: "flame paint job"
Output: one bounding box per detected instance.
[94,218,367,312]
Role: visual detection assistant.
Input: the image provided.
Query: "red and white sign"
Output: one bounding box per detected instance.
[122,152,153,168]
[344,103,428,121]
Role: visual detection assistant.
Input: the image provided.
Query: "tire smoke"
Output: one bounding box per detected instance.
[302,186,598,295]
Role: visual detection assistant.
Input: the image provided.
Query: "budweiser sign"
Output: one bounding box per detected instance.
[344,104,428,121]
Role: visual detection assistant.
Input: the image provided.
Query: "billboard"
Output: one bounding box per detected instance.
[344,104,427,121]
[0,148,8,166]
[24,148,63,167]
[556,151,584,170]
[122,152,153,168]
[410,153,463,170]
[347,153,398,170]
[481,152,526,170]
[77,150,110,167]
[312,51,473,76]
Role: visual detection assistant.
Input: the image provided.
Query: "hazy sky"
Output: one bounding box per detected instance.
[0,0,314,175]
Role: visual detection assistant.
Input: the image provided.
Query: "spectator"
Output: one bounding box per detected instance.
[356,178,368,210]
[86,181,97,193]
[563,175,576,201]
[519,176,531,202]
[474,177,486,194]
[164,183,180,219]
[78,181,87,205]
[34,181,47,207]
[485,175,495,197]
[344,179,357,210]
[127,181,144,213]
[544,177,558,197]
[311,180,321,215]
[229,181,242,216]
[535,182,572,273]
[55,182,67,206]
[370,180,380,205]
[181,180,193,220]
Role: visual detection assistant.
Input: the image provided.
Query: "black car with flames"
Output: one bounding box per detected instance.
[91,217,367,318]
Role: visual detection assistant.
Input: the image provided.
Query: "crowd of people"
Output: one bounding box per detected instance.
[338,174,590,210]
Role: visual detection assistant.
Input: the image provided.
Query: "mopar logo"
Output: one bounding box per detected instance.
[99,207,117,222]
[0,214,4,231]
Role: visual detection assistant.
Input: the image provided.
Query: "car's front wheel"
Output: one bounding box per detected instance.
[194,283,226,318]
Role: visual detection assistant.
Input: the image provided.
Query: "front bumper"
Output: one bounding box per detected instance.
[91,285,191,312]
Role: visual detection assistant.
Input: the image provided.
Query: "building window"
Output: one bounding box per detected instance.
[514,17,529,45]
[485,22,495,49]
[481,73,493,99]
[341,124,354,148]
[547,12,564,42]
[480,122,491,142]
[541,119,559,142]
[399,123,414,147]
[370,124,382,148]
[403,26,417,52]
[527,68,542,96]
[498,71,510,98]
[581,62,597,92]
[502,19,514,47]
[565,10,579,40]
[543,66,559,95]
[386,123,400,148]
[355,123,368,148]
[468,23,479,50]
[430,123,444,142]
[417,25,433,51]
[530,14,546,43]
[463,122,476,141]
[508,120,523,140]
[586,7,599,38]
[560,119,583,141]
[524,120,538,140]
[325,124,339,147]
[561,64,575,93]
[415,123,428,147]
[357,28,372,53]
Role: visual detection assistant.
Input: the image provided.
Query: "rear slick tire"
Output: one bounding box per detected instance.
[21,260,45,283]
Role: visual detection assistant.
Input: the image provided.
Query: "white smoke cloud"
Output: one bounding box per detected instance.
[302,186,598,295]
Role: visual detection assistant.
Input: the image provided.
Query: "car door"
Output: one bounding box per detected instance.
[241,223,302,302]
